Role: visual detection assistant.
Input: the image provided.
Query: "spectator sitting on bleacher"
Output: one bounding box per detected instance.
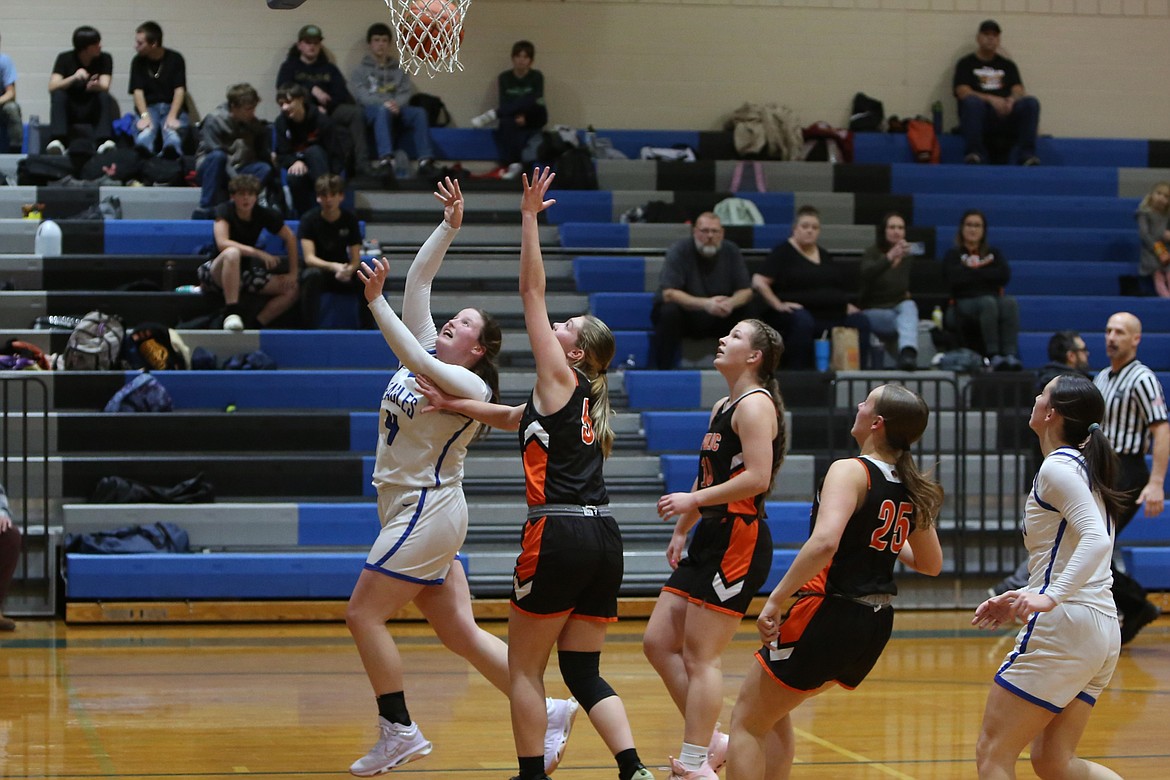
[277,24,374,178]
[0,480,20,631]
[859,212,920,371]
[197,174,299,331]
[298,174,370,329]
[128,21,188,159]
[194,83,273,219]
[276,83,340,217]
[651,212,755,370]
[952,19,1040,166]
[0,33,23,153]
[349,22,436,178]
[469,40,547,181]
[941,208,1022,370]
[46,25,116,155]
[752,205,871,369]
[1135,181,1170,298]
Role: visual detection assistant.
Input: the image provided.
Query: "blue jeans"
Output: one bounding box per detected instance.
[958,94,1040,161]
[285,145,332,216]
[363,103,434,160]
[196,149,272,209]
[863,299,919,354]
[135,103,189,156]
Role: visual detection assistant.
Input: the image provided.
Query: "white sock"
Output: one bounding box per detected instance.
[678,741,708,771]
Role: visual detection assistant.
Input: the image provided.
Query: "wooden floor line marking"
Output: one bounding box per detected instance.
[793,726,919,779]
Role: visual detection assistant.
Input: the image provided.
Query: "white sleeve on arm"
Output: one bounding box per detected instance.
[368,297,487,400]
[401,221,459,350]
[1040,459,1114,604]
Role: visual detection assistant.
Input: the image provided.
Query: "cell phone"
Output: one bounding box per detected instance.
[907,242,926,256]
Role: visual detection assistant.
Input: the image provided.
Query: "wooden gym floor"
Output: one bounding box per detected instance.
[2,610,1166,779]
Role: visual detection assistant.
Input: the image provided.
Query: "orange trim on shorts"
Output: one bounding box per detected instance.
[662,586,747,618]
[720,515,759,584]
[514,515,546,583]
[754,650,841,693]
[569,613,618,623]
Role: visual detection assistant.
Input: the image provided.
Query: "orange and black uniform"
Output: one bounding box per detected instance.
[512,369,622,619]
[663,388,777,616]
[757,456,914,691]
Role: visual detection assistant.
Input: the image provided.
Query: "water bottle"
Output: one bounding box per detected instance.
[931,101,943,135]
[618,353,636,373]
[34,220,61,256]
[932,305,944,330]
[163,260,177,291]
[584,125,597,154]
[815,333,830,372]
[27,115,41,155]
[175,284,201,294]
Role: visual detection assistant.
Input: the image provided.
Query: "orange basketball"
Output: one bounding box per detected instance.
[401,0,464,60]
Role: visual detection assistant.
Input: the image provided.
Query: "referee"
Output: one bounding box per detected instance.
[1095,312,1167,644]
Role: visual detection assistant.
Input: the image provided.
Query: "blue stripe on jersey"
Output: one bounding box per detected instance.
[1075,690,1097,707]
[1033,485,1057,512]
[433,418,476,487]
[1039,519,1068,595]
[993,672,1064,714]
[374,487,429,566]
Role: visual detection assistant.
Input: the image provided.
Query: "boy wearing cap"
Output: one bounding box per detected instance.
[952,20,1040,166]
[276,25,374,177]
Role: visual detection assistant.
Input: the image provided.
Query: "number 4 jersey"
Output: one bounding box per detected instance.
[804,455,915,598]
[372,363,490,490]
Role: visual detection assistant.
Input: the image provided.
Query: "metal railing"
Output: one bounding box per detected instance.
[829,373,1037,579]
[1,374,52,615]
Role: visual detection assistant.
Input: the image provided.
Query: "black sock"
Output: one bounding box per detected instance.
[517,755,545,780]
[616,748,644,780]
[375,691,411,726]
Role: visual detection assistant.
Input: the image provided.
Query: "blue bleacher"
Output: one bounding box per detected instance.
[914,195,1138,230]
[890,165,1119,197]
[574,256,646,292]
[590,291,655,329]
[1015,296,1168,331]
[854,134,1150,168]
[66,552,367,599]
[1018,333,1170,370]
[1007,261,1133,296]
[642,411,710,452]
[102,220,303,255]
[1121,549,1170,589]
[624,371,702,410]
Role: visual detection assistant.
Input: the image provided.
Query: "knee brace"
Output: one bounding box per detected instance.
[558,650,615,713]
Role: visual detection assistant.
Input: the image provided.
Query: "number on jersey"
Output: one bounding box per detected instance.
[869,499,913,553]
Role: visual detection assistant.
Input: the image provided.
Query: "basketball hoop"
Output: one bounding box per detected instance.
[385,0,470,77]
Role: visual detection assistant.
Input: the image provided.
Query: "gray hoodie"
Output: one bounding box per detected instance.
[349,54,415,108]
[195,102,273,172]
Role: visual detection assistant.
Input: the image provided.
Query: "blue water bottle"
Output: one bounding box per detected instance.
[815,334,831,372]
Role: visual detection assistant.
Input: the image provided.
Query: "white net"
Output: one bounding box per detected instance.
[385,0,470,77]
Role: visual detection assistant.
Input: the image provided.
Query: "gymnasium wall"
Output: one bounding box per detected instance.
[2,0,1166,140]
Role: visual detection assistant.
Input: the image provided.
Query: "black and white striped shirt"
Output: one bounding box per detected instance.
[1094,359,1168,455]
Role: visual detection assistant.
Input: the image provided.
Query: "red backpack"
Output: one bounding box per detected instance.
[906,118,940,164]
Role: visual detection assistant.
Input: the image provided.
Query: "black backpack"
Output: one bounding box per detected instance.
[553,147,597,190]
[849,92,885,131]
[409,93,451,128]
[17,154,75,185]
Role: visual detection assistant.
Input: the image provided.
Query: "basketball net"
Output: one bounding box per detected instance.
[385,0,470,77]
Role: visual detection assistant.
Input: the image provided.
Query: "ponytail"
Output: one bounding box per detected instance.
[575,315,616,459]
[874,384,944,527]
[1049,376,1127,524]
[743,319,787,490]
